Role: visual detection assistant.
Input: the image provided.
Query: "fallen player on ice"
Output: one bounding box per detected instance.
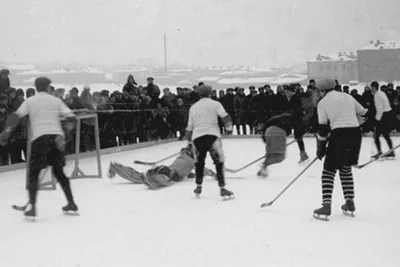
[107,144,216,189]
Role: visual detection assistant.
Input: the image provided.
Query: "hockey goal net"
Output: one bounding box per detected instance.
[25,111,102,190]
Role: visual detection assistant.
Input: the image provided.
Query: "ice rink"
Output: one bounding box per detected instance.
[0,136,399,267]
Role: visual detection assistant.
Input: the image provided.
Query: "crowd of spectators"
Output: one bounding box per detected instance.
[0,69,400,167]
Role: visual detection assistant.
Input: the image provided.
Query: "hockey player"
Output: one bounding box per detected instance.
[370,81,395,159]
[107,144,216,189]
[186,84,234,199]
[283,84,309,163]
[0,77,78,220]
[257,113,294,178]
[313,78,367,221]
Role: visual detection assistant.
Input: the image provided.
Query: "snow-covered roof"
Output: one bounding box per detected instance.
[248,67,272,73]
[217,77,275,85]
[197,77,221,82]
[309,52,357,62]
[359,40,400,51]
[219,70,254,76]
[2,64,35,70]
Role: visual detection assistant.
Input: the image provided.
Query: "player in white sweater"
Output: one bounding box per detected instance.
[370,81,395,159]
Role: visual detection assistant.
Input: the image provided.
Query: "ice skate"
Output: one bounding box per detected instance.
[383,151,395,160]
[62,202,79,216]
[313,204,331,221]
[194,185,202,198]
[257,165,268,178]
[24,204,36,222]
[12,203,28,212]
[298,151,309,164]
[220,188,234,200]
[341,199,356,217]
[371,152,382,160]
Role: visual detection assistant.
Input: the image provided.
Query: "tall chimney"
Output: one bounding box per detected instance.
[164,33,168,73]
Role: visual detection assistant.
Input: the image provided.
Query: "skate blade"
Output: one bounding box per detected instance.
[24,216,36,223]
[63,211,80,216]
[12,204,27,212]
[298,159,310,165]
[342,210,355,217]
[222,195,235,201]
[313,214,329,221]
[195,194,201,199]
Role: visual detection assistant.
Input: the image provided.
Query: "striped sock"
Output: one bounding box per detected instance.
[321,168,336,205]
[339,165,354,200]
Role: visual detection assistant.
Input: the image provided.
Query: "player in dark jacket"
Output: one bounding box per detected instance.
[283,84,310,163]
[257,113,294,177]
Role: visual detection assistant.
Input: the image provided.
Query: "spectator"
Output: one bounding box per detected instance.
[122,74,138,96]
[161,88,176,108]
[0,103,8,165]
[55,88,65,99]
[26,88,35,98]
[233,87,247,135]
[68,88,84,110]
[145,77,160,101]
[0,69,10,94]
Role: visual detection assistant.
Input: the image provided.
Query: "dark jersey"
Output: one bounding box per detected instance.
[262,113,294,136]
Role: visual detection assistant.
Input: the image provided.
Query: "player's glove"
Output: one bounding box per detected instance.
[316,139,328,160]
[225,125,233,135]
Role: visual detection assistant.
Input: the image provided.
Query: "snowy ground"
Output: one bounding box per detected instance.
[0,137,399,267]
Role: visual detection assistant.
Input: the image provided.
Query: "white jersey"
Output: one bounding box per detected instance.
[318,90,367,130]
[186,98,228,141]
[15,92,75,141]
[374,90,392,121]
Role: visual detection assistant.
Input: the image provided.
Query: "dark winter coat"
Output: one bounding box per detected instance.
[0,77,10,95]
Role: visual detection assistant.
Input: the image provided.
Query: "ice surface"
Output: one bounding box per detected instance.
[0,137,399,267]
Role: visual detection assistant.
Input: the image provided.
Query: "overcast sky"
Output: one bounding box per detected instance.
[0,0,399,67]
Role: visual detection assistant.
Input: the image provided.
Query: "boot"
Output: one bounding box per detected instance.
[299,151,309,164]
[313,203,331,221]
[62,202,79,215]
[383,151,395,160]
[341,199,355,217]
[194,185,202,197]
[257,164,268,178]
[24,204,36,221]
[220,187,234,200]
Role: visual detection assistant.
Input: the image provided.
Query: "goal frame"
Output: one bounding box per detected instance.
[25,112,102,191]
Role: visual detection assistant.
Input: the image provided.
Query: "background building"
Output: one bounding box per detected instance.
[357,40,400,83]
[307,52,358,84]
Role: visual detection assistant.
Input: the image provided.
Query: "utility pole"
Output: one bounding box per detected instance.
[164,33,168,73]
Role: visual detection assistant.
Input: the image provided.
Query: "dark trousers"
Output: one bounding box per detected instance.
[374,111,393,153]
[193,135,225,187]
[28,135,74,206]
[293,127,306,153]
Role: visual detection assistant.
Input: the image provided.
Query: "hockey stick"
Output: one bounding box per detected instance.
[225,139,296,173]
[260,157,318,208]
[134,152,181,166]
[353,143,400,169]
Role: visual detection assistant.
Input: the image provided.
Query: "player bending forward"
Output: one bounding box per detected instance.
[257,113,295,177]
[108,144,216,189]
[0,77,78,220]
[186,85,234,199]
[313,78,367,221]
